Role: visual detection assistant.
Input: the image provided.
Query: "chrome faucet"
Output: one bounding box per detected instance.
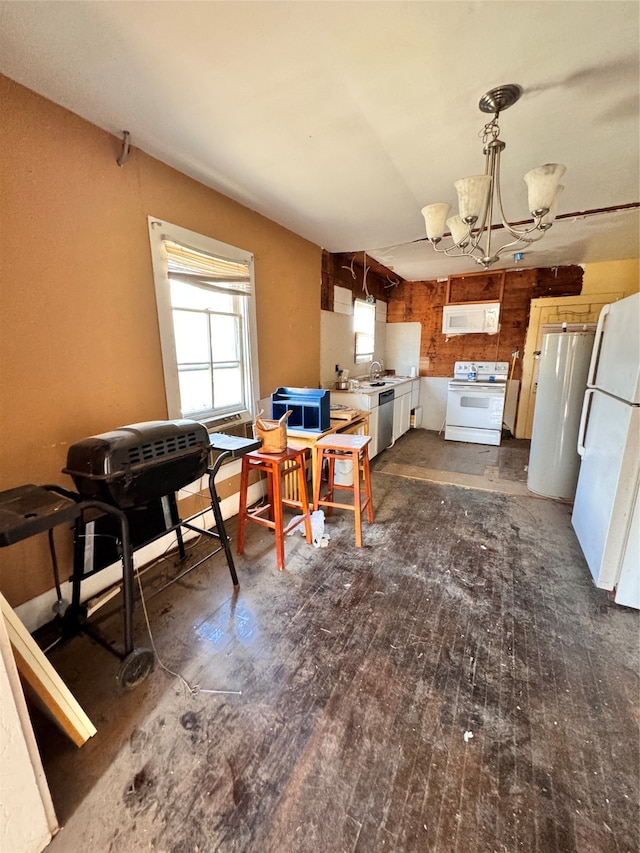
[370,360,383,380]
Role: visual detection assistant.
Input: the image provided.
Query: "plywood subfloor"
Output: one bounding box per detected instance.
[36,431,639,853]
[379,429,534,497]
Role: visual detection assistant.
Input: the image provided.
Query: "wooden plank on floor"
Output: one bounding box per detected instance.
[379,461,534,497]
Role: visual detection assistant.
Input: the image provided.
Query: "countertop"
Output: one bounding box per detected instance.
[328,376,416,396]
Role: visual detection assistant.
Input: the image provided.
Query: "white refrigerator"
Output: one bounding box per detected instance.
[571,291,640,609]
[527,329,595,500]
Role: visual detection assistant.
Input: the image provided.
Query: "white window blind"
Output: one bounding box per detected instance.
[162,240,252,295]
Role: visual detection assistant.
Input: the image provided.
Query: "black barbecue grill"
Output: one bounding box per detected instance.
[64,420,211,508]
[0,420,258,690]
[60,420,257,687]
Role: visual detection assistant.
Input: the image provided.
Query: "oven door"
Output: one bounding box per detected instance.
[445,381,506,445]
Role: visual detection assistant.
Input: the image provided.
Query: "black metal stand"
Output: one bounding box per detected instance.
[138,434,260,592]
[0,483,153,688]
[0,434,260,690]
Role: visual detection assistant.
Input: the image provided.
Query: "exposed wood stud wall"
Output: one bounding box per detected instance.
[446,270,505,304]
[387,266,583,380]
[321,251,395,310]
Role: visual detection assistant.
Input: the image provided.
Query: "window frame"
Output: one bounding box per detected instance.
[148,217,260,426]
[353,298,376,364]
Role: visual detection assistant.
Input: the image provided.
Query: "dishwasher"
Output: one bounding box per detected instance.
[377,387,395,451]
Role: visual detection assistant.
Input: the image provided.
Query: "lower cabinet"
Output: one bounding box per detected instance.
[411,379,420,409]
[392,388,412,442]
[329,391,380,457]
[368,406,379,457]
[331,379,417,455]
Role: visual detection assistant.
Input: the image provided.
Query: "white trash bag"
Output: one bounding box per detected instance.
[287,509,330,548]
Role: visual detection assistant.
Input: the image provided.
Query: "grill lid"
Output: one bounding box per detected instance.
[64,420,211,508]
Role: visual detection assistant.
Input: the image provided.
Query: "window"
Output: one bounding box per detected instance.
[353,299,375,363]
[148,218,259,426]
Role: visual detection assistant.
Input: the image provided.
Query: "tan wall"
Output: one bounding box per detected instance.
[0,75,321,606]
[581,259,639,297]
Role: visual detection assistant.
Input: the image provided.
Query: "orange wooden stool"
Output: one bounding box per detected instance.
[312,434,374,547]
[237,446,312,570]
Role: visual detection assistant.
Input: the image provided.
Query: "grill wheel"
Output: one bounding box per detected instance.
[117,647,155,690]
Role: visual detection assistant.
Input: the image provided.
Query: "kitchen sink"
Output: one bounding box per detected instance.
[363,376,410,388]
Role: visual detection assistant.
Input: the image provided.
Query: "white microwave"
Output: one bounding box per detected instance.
[442,301,501,336]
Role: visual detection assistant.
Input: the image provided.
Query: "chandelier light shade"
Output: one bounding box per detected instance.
[421,84,566,269]
[446,214,469,246]
[422,202,451,240]
[454,175,492,223]
[541,184,564,228]
[524,164,566,217]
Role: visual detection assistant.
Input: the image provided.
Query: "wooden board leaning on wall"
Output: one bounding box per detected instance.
[0,593,96,747]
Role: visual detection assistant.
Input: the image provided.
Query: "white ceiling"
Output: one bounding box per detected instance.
[1,1,638,281]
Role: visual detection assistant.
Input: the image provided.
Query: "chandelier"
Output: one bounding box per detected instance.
[421,84,565,269]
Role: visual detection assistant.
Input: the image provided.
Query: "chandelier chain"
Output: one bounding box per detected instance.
[480,116,501,145]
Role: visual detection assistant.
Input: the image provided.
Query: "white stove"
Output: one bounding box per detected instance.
[445,361,509,446]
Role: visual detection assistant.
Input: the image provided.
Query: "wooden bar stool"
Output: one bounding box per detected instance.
[312,434,374,547]
[237,446,312,570]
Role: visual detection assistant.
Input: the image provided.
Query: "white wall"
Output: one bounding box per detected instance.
[386,322,421,377]
[320,309,387,387]
[419,378,449,431]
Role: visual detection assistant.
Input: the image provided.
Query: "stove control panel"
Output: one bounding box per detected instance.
[453,361,509,382]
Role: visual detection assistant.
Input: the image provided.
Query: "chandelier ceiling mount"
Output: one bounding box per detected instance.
[478,83,522,116]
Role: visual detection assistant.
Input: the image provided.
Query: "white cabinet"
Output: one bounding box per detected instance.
[331,378,416,455]
[411,380,420,409]
[368,406,379,458]
[410,379,423,429]
[392,384,412,442]
[400,393,411,438]
[330,390,380,458]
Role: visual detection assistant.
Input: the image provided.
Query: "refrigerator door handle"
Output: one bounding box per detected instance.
[577,388,595,458]
[587,302,610,387]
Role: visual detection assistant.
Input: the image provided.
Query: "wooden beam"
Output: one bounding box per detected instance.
[0,594,96,747]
